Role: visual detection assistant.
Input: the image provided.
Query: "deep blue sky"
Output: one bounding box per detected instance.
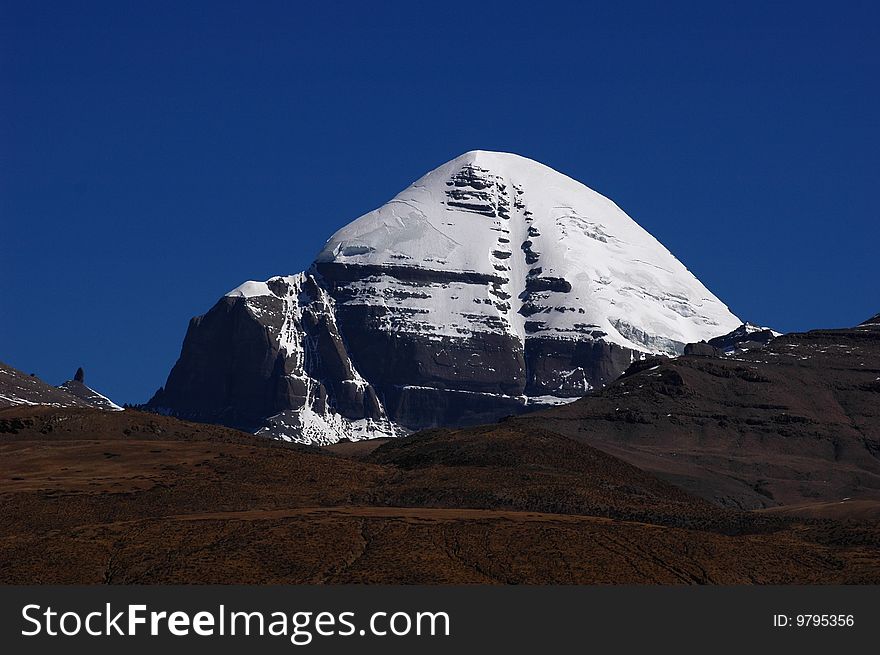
[2,1,878,403]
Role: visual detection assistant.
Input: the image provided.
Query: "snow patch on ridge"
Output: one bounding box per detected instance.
[227,279,273,299]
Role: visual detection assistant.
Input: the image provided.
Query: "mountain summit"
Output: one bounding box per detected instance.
[317,151,737,351]
[149,151,740,443]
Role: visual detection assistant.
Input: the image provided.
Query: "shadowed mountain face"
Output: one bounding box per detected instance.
[508,316,880,509]
[2,406,879,584]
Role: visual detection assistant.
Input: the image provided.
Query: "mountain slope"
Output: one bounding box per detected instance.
[0,362,89,409]
[2,405,879,584]
[58,368,123,411]
[367,424,734,530]
[0,361,122,412]
[149,151,739,443]
[510,314,880,509]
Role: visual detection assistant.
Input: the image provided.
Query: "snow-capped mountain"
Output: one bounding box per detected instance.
[149,151,741,443]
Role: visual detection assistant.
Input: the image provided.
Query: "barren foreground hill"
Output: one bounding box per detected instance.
[1,407,878,584]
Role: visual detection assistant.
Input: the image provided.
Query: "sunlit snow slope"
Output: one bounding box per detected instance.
[317,150,738,354]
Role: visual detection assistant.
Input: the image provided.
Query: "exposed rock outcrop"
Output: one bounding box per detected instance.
[683,341,724,357]
[708,322,779,353]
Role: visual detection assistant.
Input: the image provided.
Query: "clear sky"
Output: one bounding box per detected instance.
[2,1,878,404]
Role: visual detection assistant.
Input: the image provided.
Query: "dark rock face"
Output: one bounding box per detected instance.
[313,260,534,432]
[148,270,541,439]
[147,266,650,441]
[150,296,280,430]
[74,367,84,383]
[383,386,526,430]
[683,341,724,357]
[149,274,396,442]
[708,323,778,353]
[315,262,527,398]
[524,338,639,396]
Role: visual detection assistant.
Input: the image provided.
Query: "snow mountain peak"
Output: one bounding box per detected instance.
[159,152,740,444]
[314,150,739,353]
